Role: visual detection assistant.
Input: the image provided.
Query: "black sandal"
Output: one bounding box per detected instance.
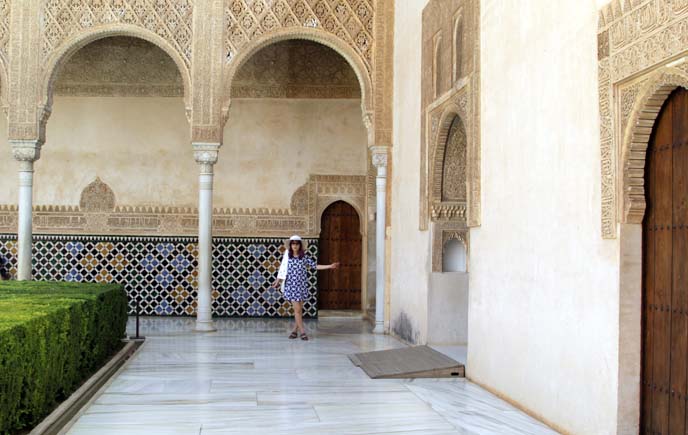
[288,331,298,339]
[300,333,309,341]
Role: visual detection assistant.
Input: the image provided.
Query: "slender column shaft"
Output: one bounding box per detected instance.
[193,142,220,332]
[195,165,216,332]
[17,162,34,280]
[373,155,387,334]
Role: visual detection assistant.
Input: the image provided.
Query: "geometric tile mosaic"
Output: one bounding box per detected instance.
[0,234,318,318]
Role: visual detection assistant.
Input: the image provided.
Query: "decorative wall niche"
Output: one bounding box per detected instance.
[421,0,480,232]
[432,221,468,273]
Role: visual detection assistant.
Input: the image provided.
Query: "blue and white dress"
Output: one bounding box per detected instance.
[283,255,317,302]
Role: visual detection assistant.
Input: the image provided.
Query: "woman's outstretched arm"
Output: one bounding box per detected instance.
[316,262,339,270]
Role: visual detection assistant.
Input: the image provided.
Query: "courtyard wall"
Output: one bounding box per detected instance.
[1,97,366,210]
[470,1,620,433]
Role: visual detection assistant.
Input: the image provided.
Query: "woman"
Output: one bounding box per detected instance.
[272,235,338,340]
[0,254,10,280]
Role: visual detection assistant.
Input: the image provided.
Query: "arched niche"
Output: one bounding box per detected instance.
[442,238,466,272]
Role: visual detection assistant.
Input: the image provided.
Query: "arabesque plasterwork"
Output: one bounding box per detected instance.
[0,175,366,239]
[223,0,373,71]
[41,0,194,65]
[598,0,688,238]
[420,0,480,233]
[53,36,184,97]
[3,0,388,151]
[230,39,360,99]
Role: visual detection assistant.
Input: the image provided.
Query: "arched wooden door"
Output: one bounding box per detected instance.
[642,87,688,434]
[318,201,362,310]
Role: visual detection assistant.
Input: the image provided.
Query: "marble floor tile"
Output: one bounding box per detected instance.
[65,317,559,435]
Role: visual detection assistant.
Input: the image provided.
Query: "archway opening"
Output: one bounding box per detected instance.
[318,201,362,311]
[222,39,369,317]
[640,86,688,434]
[44,36,191,208]
[38,36,193,316]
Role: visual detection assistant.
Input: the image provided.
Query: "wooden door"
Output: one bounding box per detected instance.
[642,87,688,434]
[318,201,362,310]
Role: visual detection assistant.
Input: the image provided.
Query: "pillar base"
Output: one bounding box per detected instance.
[194,319,217,332]
[373,322,385,334]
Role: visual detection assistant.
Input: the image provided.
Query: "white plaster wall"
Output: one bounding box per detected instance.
[472,1,620,433]
[36,97,194,206]
[0,97,366,210]
[390,0,431,344]
[428,272,468,345]
[220,99,367,209]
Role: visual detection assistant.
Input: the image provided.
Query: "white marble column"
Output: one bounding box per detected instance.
[11,141,41,281]
[371,147,388,334]
[193,143,220,332]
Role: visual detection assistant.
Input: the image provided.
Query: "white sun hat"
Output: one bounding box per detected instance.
[284,234,308,251]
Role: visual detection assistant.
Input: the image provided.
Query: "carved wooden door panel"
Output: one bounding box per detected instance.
[642,87,688,435]
[318,201,362,310]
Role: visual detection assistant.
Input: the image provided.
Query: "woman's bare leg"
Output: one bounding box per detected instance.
[293,301,305,334]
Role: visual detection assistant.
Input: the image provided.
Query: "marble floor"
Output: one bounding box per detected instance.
[67,317,558,435]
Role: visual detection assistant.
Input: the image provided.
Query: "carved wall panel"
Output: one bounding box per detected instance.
[420,0,480,231]
[54,36,184,97]
[41,0,194,67]
[223,0,373,71]
[598,0,688,238]
[426,88,469,223]
[231,39,360,99]
[439,116,466,202]
[80,177,116,212]
[0,174,366,239]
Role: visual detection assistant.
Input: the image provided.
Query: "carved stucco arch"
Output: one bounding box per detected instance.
[223,27,374,137]
[40,24,192,115]
[621,67,688,224]
[316,198,365,236]
[431,104,466,205]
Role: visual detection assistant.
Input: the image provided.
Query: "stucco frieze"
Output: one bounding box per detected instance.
[0,174,367,238]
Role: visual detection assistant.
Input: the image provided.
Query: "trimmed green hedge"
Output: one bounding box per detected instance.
[0,282,127,434]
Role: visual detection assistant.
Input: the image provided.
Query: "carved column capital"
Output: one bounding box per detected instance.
[370,146,389,169]
[193,142,221,175]
[10,139,42,170]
